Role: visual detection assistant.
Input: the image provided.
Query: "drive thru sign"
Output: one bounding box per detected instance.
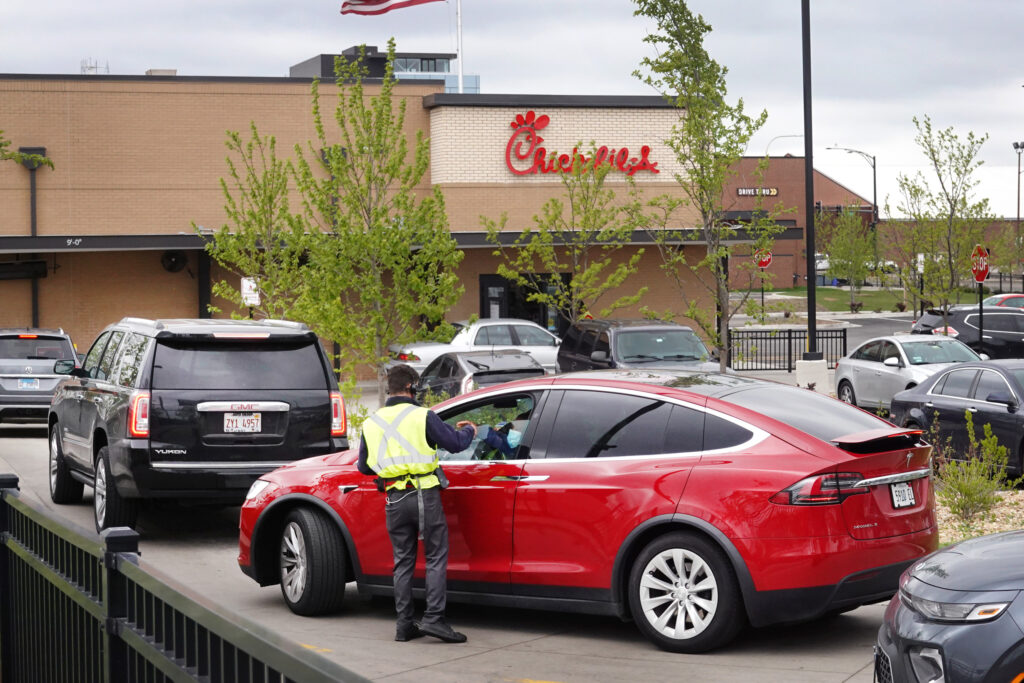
[971,245,989,283]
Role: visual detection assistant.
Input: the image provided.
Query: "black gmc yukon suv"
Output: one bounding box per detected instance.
[48,318,347,531]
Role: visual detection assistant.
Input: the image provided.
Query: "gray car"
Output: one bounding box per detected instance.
[0,328,79,424]
[834,335,981,411]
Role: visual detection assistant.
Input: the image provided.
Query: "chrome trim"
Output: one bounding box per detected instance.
[150,461,291,470]
[854,468,931,488]
[196,401,290,413]
[0,404,50,410]
[0,374,61,379]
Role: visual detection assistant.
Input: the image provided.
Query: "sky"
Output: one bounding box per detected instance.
[4,0,1024,220]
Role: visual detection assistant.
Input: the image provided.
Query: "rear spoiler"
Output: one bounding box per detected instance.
[831,427,924,454]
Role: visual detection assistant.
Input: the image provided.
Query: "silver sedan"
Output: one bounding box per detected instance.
[834,334,982,411]
[388,318,560,374]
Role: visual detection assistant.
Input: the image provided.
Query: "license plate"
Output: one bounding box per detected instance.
[890,481,915,508]
[224,413,261,433]
[17,378,39,390]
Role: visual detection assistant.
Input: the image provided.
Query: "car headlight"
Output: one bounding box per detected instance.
[900,587,1009,622]
[245,479,274,501]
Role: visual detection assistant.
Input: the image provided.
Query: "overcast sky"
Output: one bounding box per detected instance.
[4,0,1024,219]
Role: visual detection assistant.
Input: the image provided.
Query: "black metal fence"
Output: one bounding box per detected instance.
[0,474,368,683]
[728,328,847,372]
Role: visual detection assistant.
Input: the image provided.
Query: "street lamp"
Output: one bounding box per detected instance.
[1014,141,1024,285]
[826,146,877,232]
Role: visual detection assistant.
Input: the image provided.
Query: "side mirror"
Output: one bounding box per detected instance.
[980,353,991,360]
[883,356,902,368]
[987,391,1018,412]
[54,359,85,377]
[590,350,609,363]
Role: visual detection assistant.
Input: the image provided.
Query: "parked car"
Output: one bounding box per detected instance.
[48,317,348,532]
[889,359,1024,475]
[834,335,982,411]
[389,319,560,373]
[416,349,545,400]
[875,531,1024,683]
[239,370,937,653]
[983,292,1024,308]
[911,306,1024,358]
[0,328,79,424]
[556,319,720,373]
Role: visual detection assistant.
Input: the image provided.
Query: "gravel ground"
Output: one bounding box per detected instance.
[937,489,1024,546]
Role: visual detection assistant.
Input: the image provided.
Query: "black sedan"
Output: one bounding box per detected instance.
[889,360,1024,473]
[875,531,1024,682]
[415,349,546,400]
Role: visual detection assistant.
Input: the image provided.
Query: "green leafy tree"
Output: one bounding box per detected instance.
[818,207,873,309]
[292,40,463,404]
[889,116,993,325]
[482,144,647,325]
[0,130,52,169]
[200,123,308,320]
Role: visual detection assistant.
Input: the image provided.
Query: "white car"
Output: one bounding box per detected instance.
[834,334,983,411]
[388,319,560,373]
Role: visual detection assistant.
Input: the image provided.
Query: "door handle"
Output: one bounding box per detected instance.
[490,475,549,482]
[924,402,934,408]
[967,407,979,413]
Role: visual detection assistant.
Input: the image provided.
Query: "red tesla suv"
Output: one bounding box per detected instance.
[238,370,938,652]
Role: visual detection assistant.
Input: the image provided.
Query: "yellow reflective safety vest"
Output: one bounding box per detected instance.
[363,403,439,491]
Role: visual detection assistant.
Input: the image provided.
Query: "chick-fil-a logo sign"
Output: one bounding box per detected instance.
[504,110,659,177]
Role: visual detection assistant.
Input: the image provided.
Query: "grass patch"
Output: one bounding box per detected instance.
[765,286,906,313]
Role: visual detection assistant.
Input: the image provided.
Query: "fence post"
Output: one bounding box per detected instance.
[786,329,793,372]
[0,474,19,683]
[102,527,139,682]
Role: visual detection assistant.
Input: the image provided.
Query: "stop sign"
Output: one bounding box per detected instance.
[756,250,772,269]
[971,244,989,283]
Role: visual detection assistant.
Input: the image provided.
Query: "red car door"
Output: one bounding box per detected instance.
[510,389,699,593]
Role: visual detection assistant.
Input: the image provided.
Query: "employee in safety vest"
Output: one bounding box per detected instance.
[357,364,476,644]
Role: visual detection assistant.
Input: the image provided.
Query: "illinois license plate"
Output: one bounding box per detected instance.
[17,378,39,390]
[224,412,261,433]
[890,481,915,509]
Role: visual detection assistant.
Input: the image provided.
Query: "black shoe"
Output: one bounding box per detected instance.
[395,623,425,642]
[418,620,467,643]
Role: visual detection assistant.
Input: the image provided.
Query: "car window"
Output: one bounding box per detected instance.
[934,369,977,398]
[82,332,111,376]
[0,334,75,361]
[663,404,705,452]
[879,342,900,362]
[440,357,457,379]
[420,358,443,382]
[720,386,884,443]
[703,413,755,451]
[513,325,556,347]
[151,340,328,390]
[545,391,673,458]
[616,329,709,362]
[476,325,514,345]
[112,333,151,388]
[902,339,980,365]
[980,314,1019,333]
[578,328,599,356]
[437,393,536,461]
[95,331,125,381]
[594,332,610,355]
[561,324,581,353]
[1010,297,1024,309]
[973,370,1012,402]
[852,340,881,362]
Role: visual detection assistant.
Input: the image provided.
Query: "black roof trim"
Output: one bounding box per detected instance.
[423,94,676,109]
[0,73,442,86]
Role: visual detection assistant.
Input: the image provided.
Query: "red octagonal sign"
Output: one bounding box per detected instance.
[756,249,772,269]
[971,244,989,283]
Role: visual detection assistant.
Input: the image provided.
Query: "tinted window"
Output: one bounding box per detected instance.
[978,314,1020,333]
[974,370,1012,402]
[476,325,513,345]
[112,333,151,388]
[546,391,672,458]
[83,332,111,375]
[720,386,885,443]
[0,335,75,360]
[439,357,457,379]
[513,325,556,347]
[935,369,977,398]
[578,328,599,355]
[703,413,754,450]
[902,339,979,365]
[151,341,327,390]
[96,331,125,380]
[594,332,610,355]
[852,340,881,362]
[664,404,705,452]
[561,325,582,353]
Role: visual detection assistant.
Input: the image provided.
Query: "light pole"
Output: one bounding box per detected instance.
[1014,141,1023,287]
[827,146,878,284]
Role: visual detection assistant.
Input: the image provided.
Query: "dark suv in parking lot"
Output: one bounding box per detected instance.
[911,306,1024,358]
[48,317,347,531]
[556,319,719,373]
[0,328,79,424]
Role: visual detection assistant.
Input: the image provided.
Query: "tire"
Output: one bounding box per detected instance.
[628,531,744,653]
[93,446,139,532]
[838,381,856,406]
[49,426,83,504]
[278,508,347,616]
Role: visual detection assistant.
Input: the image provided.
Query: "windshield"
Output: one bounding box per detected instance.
[0,335,75,360]
[901,339,980,365]
[615,329,710,362]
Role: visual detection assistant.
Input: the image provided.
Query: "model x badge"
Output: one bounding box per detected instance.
[24,366,32,374]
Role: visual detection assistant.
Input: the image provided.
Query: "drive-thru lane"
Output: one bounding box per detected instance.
[1,424,881,682]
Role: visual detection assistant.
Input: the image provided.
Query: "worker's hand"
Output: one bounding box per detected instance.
[456,420,478,436]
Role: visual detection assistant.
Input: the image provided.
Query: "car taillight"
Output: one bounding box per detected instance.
[330,392,346,437]
[932,326,958,338]
[128,391,150,438]
[460,375,475,394]
[396,352,420,362]
[770,472,868,505]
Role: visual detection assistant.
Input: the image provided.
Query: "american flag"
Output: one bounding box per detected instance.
[340,0,445,15]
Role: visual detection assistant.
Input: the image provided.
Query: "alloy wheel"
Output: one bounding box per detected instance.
[280,521,308,603]
[48,431,60,494]
[94,458,107,527]
[637,547,719,640]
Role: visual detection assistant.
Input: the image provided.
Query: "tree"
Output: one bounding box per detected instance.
[482,142,647,326]
[292,40,464,405]
[818,207,873,309]
[889,116,992,323]
[0,130,52,169]
[632,0,779,370]
[200,123,308,320]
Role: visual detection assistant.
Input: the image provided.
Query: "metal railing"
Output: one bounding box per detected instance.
[728,328,847,372]
[0,474,368,683]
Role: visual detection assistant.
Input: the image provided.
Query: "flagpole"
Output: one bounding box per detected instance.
[456,0,463,93]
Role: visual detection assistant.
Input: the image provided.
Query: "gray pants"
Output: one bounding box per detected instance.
[385,485,448,628]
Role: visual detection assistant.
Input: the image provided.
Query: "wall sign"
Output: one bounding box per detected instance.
[504,110,659,177]
[737,187,778,197]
